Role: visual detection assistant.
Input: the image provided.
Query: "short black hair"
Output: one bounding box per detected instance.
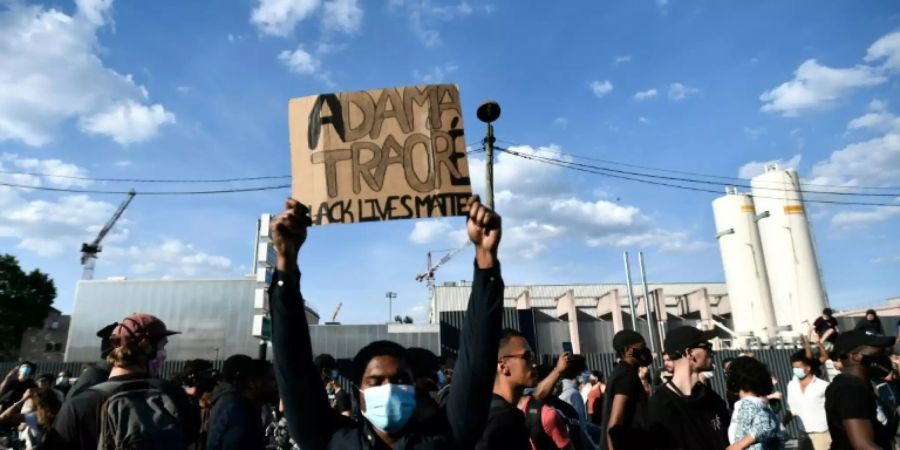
[725,356,773,397]
[722,357,736,372]
[314,354,337,374]
[591,370,603,382]
[36,373,54,383]
[560,355,587,379]
[790,351,814,367]
[222,355,271,384]
[866,309,878,317]
[823,308,833,316]
[406,347,440,381]
[498,328,526,355]
[352,340,407,384]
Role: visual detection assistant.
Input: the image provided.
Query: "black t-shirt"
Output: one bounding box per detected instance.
[647,381,730,450]
[475,394,531,450]
[825,373,891,450]
[599,362,647,450]
[44,373,200,450]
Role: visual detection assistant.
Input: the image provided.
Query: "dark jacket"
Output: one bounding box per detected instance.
[65,365,110,402]
[270,262,504,450]
[855,318,884,335]
[647,382,730,450]
[206,382,266,450]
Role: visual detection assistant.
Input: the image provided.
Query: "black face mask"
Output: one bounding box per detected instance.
[862,353,893,378]
[632,348,653,367]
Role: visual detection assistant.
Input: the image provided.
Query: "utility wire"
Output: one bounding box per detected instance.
[493,146,900,199]
[494,138,900,192]
[496,147,900,208]
[0,171,291,183]
[0,182,290,195]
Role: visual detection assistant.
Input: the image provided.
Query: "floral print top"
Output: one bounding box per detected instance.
[727,396,785,450]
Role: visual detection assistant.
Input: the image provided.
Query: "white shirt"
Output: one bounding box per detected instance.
[787,376,829,433]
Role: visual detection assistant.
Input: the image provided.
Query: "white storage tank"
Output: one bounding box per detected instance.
[713,188,778,342]
[751,164,828,334]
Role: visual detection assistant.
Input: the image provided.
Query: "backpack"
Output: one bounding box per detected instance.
[520,395,557,450]
[91,379,187,450]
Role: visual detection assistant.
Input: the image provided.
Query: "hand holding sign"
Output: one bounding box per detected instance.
[467,195,501,269]
[272,198,312,271]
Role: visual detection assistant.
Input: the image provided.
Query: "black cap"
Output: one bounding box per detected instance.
[832,330,895,357]
[664,326,717,358]
[613,330,646,355]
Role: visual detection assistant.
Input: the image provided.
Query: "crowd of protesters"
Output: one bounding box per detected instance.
[0,197,899,449]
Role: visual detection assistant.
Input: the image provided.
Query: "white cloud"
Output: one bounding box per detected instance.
[633,88,657,101]
[553,117,568,128]
[760,59,886,116]
[114,160,133,168]
[1,153,92,188]
[639,117,649,124]
[668,82,699,101]
[847,100,900,133]
[832,206,900,229]
[105,238,234,279]
[865,31,900,72]
[250,0,320,36]
[612,55,632,65]
[0,1,174,146]
[389,0,482,47]
[409,220,454,244]
[80,101,175,145]
[176,86,192,94]
[743,126,766,140]
[738,154,802,179]
[412,63,458,83]
[322,0,362,33]
[278,46,320,74]
[590,80,614,98]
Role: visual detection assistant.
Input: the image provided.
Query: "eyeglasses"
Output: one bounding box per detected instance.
[500,351,535,362]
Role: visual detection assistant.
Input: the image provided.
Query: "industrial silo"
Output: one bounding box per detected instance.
[751,164,828,334]
[713,188,778,344]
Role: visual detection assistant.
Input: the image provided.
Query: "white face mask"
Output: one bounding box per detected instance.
[792,368,807,379]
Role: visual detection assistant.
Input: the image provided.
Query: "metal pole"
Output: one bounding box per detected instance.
[638,251,659,356]
[386,292,397,323]
[623,252,638,331]
[484,123,495,210]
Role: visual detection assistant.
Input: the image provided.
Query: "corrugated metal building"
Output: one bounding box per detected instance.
[308,324,440,358]
[65,277,319,362]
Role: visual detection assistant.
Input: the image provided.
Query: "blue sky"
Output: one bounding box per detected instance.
[1,0,899,325]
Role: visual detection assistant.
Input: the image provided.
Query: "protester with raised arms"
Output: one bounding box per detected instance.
[269,195,503,449]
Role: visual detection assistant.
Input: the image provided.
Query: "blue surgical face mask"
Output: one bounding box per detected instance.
[436,370,446,387]
[18,366,32,379]
[792,368,807,379]
[361,384,416,434]
[330,369,339,380]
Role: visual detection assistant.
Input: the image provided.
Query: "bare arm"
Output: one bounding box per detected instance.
[844,418,882,450]
[726,435,756,450]
[0,394,27,424]
[606,394,629,450]
[533,353,570,401]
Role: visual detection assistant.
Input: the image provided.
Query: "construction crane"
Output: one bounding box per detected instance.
[331,302,343,323]
[415,242,470,321]
[80,189,136,280]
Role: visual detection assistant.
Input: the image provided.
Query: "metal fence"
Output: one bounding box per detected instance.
[0,360,225,382]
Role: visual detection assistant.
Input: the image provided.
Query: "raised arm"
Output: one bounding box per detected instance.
[533,353,570,401]
[445,196,504,449]
[269,199,343,450]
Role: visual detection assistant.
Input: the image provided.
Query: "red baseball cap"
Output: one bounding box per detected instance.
[111,313,180,345]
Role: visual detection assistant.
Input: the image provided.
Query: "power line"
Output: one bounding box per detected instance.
[496,147,900,208]
[493,146,900,199]
[494,139,900,192]
[0,182,290,195]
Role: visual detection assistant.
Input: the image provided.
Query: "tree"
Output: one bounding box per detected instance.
[394,315,403,323]
[0,255,56,359]
[403,316,413,324]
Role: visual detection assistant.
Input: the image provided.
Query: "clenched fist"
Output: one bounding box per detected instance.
[466,195,502,269]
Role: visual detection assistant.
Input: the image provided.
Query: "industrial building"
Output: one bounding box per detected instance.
[64,277,319,362]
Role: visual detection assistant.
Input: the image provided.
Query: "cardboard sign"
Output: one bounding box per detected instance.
[288,84,472,225]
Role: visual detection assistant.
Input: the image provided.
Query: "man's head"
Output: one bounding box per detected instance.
[97,322,119,360]
[790,351,814,380]
[56,370,71,387]
[405,347,440,394]
[822,308,833,319]
[559,355,587,381]
[833,329,895,379]
[866,309,877,321]
[314,353,338,383]
[664,326,717,374]
[591,370,604,385]
[352,340,417,435]
[613,330,651,367]
[107,313,179,375]
[181,359,218,396]
[662,354,674,374]
[496,329,537,390]
[17,361,34,381]
[722,357,735,376]
[222,354,277,404]
[35,373,54,390]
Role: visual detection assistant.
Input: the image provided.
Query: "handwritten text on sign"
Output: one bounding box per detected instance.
[288,84,472,225]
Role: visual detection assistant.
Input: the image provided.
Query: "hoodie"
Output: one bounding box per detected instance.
[206,382,265,450]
